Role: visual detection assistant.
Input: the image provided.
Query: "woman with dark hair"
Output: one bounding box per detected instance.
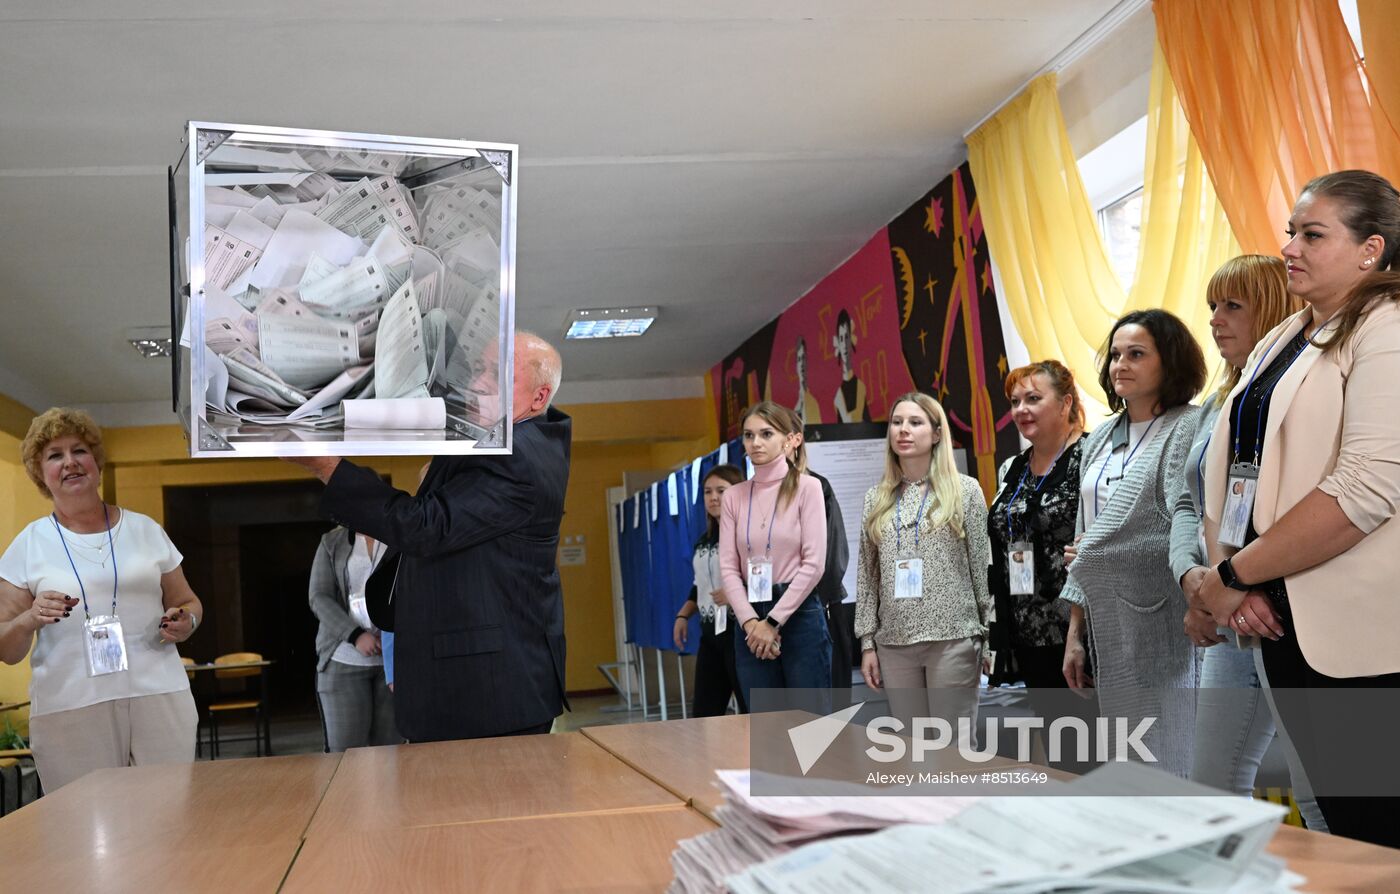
[674,464,748,716]
[1168,256,1323,825]
[987,360,1086,690]
[1059,308,1206,777]
[719,401,829,711]
[1196,170,1400,846]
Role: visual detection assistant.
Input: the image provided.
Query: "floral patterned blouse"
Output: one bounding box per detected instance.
[986,438,1084,661]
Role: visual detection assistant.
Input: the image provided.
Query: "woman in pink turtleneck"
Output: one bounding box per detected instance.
[719,403,829,712]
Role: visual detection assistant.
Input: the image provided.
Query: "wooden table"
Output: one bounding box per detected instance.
[0,752,339,893]
[583,714,749,821]
[305,731,683,839]
[284,807,716,893]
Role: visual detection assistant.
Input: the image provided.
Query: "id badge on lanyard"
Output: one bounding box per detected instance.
[84,614,129,677]
[715,609,727,635]
[894,557,924,599]
[1219,463,1260,549]
[1007,541,1035,595]
[747,557,773,603]
[348,594,374,631]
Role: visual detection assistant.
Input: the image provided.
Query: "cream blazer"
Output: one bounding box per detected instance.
[1203,301,1400,678]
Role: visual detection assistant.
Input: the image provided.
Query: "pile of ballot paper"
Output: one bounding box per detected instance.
[671,764,1308,894]
[192,153,505,431]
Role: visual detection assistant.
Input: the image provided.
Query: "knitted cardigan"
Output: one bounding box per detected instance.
[1060,403,1201,777]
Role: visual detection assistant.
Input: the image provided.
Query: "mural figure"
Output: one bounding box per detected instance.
[831,310,870,422]
[793,337,823,425]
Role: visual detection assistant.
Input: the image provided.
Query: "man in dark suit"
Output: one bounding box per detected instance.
[290,332,571,741]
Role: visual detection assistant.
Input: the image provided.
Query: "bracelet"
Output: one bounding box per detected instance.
[675,614,688,621]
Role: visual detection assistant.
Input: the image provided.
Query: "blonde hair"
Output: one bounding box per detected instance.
[740,401,807,508]
[863,393,965,546]
[22,407,105,498]
[1207,255,1301,403]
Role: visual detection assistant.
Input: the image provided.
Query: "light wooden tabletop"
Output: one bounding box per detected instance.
[304,730,684,839]
[0,752,340,892]
[582,714,750,821]
[1268,824,1400,892]
[284,806,717,893]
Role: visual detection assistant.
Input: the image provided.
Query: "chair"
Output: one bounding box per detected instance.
[0,749,33,816]
[206,652,271,759]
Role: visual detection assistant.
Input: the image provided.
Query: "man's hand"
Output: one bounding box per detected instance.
[283,456,342,484]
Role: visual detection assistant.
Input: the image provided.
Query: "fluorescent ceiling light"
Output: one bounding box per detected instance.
[565,306,657,340]
[126,326,173,358]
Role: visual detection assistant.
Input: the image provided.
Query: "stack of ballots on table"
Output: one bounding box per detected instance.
[193,146,503,430]
[671,765,1306,893]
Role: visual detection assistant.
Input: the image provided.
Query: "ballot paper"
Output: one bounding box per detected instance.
[298,256,392,315]
[222,349,309,408]
[343,397,445,430]
[717,763,1293,894]
[203,224,262,291]
[315,176,419,243]
[233,209,365,293]
[287,364,373,422]
[374,281,430,400]
[257,312,360,390]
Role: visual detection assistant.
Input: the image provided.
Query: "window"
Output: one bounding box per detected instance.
[1098,187,1143,292]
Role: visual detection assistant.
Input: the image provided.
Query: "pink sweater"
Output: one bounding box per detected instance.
[719,458,827,626]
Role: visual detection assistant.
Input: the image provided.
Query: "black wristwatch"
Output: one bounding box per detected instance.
[1216,557,1250,592]
[764,615,781,630]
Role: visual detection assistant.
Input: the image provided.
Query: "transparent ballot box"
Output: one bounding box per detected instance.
[169,122,518,457]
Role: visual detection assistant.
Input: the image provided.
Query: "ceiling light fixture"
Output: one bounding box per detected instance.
[564,306,657,340]
[126,326,173,358]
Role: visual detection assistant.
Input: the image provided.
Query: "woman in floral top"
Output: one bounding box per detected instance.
[986,360,1085,689]
[855,392,991,734]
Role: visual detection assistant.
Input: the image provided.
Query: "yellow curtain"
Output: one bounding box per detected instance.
[967,44,1238,406]
[1155,0,1400,257]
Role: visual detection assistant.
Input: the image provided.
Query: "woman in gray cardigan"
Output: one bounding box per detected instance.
[309,526,398,751]
[1059,309,1205,777]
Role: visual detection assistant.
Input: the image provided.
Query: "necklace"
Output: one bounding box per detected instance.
[57,506,122,568]
[901,476,925,488]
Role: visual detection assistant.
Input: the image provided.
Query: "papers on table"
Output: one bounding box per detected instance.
[187,157,507,432]
[671,764,1302,894]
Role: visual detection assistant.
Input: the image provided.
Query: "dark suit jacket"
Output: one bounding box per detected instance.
[808,471,849,607]
[321,407,572,741]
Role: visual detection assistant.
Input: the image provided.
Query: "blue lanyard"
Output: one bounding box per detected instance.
[744,477,780,559]
[50,504,118,620]
[895,482,933,555]
[1093,414,1160,517]
[1005,441,1067,541]
[1231,315,1337,463]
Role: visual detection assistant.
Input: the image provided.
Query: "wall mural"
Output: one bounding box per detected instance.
[712,162,1020,495]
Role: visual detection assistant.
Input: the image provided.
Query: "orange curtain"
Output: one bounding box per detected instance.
[1154,0,1400,256]
[1358,0,1400,121]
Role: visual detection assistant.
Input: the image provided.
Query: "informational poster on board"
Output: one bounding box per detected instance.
[805,424,967,604]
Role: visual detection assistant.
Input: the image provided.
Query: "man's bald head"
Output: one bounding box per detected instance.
[513,331,562,420]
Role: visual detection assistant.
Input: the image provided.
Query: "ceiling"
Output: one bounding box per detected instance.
[0,0,1122,424]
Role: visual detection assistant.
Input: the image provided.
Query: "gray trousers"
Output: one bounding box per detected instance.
[316,661,399,752]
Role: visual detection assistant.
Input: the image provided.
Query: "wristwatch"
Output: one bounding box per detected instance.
[1216,557,1250,592]
[764,615,781,630]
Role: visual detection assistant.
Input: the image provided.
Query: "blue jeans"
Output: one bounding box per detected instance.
[1190,634,1326,832]
[734,594,832,715]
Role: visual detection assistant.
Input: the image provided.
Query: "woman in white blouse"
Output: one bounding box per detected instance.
[855,392,991,735]
[0,408,202,791]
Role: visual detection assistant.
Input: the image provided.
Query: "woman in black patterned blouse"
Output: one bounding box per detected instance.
[987,360,1085,689]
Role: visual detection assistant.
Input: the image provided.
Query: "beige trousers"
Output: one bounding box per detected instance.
[877,637,981,744]
[28,689,198,792]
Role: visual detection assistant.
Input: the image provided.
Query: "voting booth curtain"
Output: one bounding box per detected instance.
[615,438,744,654]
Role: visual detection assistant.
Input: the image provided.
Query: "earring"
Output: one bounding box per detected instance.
[1365,258,1375,267]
